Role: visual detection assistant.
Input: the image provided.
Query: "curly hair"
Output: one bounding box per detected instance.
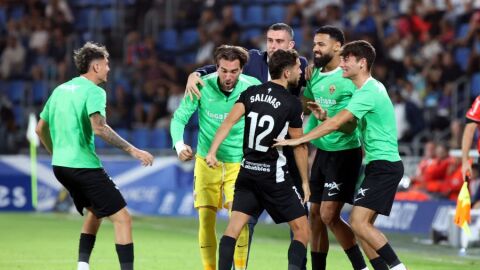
[73,42,109,74]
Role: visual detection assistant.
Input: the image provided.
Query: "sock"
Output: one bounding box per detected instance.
[233,224,249,270]
[311,251,327,270]
[78,233,96,263]
[77,261,89,270]
[376,243,401,268]
[390,264,407,270]
[199,208,217,270]
[288,240,306,270]
[370,257,389,270]
[115,243,134,270]
[345,244,367,270]
[218,235,236,270]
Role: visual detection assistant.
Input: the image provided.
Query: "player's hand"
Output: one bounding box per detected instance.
[462,161,472,182]
[178,144,193,161]
[305,64,314,81]
[272,138,302,147]
[129,148,154,167]
[307,101,327,121]
[185,72,205,101]
[205,152,218,168]
[302,182,311,204]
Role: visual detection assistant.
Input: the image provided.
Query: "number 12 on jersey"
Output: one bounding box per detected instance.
[247,111,274,152]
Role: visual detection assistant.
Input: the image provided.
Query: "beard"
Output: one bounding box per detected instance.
[313,53,333,68]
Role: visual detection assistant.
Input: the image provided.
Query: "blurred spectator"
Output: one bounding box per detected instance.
[0,35,26,79]
[219,5,240,45]
[108,84,134,130]
[448,119,463,149]
[0,94,17,153]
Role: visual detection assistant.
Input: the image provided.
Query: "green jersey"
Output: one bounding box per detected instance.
[170,73,261,162]
[303,67,361,151]
[346,77,401,164]
[39,76,105,168]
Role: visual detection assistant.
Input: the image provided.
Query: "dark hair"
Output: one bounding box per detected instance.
[340,40,376,70]
[315,25,345,45]
[268,23,294,39]
[269,49,299,79]
[73,42,109,74]
[213,45,249,68]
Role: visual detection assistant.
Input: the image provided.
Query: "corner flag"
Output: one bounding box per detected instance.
[454,180,471,236]
[26,113,40,209]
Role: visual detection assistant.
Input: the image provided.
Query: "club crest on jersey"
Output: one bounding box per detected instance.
[329,85,336,94]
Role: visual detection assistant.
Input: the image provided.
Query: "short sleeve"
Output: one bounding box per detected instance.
[86,87,107,117]
[466,96,480,122]
[346,88,374,120]
[39,95,52,122]
[236,86,255,111]
[288,98,303,128]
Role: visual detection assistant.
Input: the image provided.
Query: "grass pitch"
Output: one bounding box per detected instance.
[0,212,478,269]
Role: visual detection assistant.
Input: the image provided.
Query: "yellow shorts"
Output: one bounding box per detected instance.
[193,156,240,210]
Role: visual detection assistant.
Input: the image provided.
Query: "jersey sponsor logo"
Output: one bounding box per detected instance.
[206,110,229,121]
[249,93,281,108]
[60,84,79,92]
[242,160,271,172]
[329,85,336,94]
[315,96,337,106]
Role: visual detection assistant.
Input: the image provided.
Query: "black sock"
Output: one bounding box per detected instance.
[78,233,96,263]
[311,251,327,270]
[370,257,389,270]
[219,235,236,270]
[115,243,134,270]
[376,243,401,268]
[288,240,306,270]
[345,244,367,270]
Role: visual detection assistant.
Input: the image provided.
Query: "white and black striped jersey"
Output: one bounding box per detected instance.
[236,81,303,182]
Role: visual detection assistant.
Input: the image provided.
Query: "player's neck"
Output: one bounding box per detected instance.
[270,79,288,89]
[81,73,101,85]
[323,57,340,72]
[351,72,371,89]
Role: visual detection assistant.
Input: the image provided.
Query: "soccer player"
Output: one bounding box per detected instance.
[206,49,310,270]
[170,45,261,270]
[184,22,309,269]
[274,40,408,270]
[35,42,154,270]
[303,26,374,270]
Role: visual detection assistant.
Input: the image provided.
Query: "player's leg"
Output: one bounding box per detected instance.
[309,202,328,270]
[351,160,406,270]
[194,157,224,270]
[78,208,103,270]
[320,147,367,270]
[223,162,249,270]
[308,150,329,270]
[108,207,134,270]
[288,215,311,270]
[219,211,252,270]
[356,214,389,270]
[320,201,367,270]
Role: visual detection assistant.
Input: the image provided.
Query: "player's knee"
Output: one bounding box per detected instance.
[349,215,366,236]
[320,208,338,227]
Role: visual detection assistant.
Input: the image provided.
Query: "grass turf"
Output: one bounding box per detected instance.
[0,212,478,269]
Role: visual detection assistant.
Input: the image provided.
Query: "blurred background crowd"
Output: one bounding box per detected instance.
[2,0,480,203]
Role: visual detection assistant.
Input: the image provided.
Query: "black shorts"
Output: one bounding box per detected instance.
[353,160,404,216]
[53,166,127,218]
[309,147,362,204]
[232,170,306,224]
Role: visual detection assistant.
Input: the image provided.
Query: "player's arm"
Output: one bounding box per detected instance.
[185,65,216,100]
[90,113,153,166]
[170,96,199,161]
[288,127,310,203]
[206,103,245,167]
[35,119,53,154]
[461,121,477,179]
[274,109,355,147]
[306,101,356,133]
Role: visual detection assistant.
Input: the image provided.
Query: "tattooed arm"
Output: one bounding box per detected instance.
[90,112,154,166]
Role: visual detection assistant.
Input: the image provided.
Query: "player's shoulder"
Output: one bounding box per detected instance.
[201,71,218,81]
[248,49,265,58]
[238,74,262,85]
